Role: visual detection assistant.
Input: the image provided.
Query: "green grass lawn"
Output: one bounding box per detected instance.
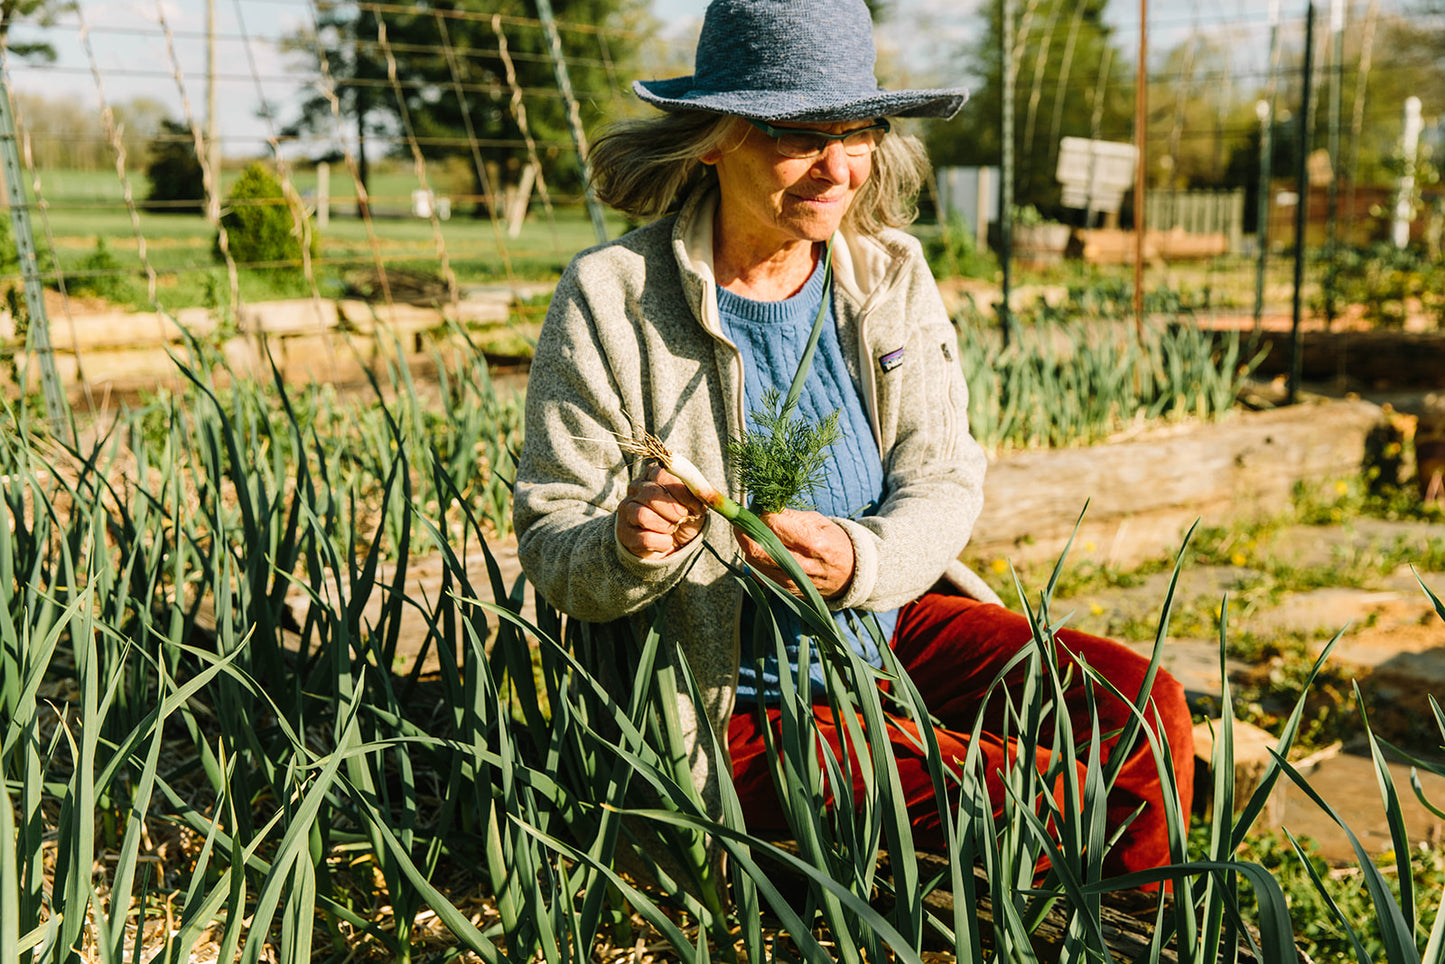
[6,166,630,311]
[10,165,1284,319]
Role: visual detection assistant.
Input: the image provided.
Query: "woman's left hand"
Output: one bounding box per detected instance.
[734,509,855,600]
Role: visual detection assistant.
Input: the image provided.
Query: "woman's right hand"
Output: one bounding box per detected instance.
[616,462,706,560]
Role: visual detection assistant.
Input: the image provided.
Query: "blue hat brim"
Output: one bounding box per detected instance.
[632,76,967,121]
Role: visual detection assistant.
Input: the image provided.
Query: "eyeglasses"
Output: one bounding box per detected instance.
[745,118,891,159]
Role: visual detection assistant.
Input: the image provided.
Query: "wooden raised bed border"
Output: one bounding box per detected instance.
[969,399,1382,568]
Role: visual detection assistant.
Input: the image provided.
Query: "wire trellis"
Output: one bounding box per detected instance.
[0,0,671,421]
[0,0,1441,423]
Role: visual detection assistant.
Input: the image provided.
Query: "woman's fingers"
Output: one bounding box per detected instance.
[735,509,855,599]
[616,463,707,560]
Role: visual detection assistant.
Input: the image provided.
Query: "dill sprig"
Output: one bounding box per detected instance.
[728,387,843,513]
[727,240,843,513]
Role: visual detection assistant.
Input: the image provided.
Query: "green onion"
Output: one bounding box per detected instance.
[616,428,833,616]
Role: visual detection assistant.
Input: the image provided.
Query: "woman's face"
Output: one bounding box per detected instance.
[703,119,875,257]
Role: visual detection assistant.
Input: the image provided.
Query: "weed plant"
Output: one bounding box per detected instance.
[1295,476,1445,528]
[1313,243,1445,329]
[5,342,1445,961]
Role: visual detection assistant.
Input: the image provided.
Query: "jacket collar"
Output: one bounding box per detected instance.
[670,187,722,337]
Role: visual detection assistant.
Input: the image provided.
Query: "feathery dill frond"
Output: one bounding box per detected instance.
[728,387,843,514]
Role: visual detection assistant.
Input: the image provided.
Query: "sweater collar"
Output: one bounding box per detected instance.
[669,183,907,326]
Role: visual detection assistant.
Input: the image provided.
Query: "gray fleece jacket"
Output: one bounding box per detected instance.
[513,186,1001,812]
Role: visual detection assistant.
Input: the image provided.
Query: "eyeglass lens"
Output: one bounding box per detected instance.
[777,128,882,158]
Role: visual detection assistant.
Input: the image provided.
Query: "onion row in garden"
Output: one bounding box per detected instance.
[959,321,1261,454]
[2,335,1443,962]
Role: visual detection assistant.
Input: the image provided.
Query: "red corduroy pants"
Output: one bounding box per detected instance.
[726,593,1195,880]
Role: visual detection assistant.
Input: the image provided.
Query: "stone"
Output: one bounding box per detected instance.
[1192,718,1286,830]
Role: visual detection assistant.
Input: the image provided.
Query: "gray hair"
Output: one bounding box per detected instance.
[588,110,930,235]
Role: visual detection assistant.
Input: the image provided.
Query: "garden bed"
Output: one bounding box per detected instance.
[8,303,1444,963]
[969,397,1382,566]
[0,288,548,406]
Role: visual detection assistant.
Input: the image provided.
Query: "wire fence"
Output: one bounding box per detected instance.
[2,0,661,277]
[0,0,698,420]
[0,0,1442,422]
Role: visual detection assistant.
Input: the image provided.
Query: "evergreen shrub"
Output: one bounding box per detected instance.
[216,161,315,272]
[143,118,206,214]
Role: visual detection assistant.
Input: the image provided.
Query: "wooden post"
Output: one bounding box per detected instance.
[206,0,220,224]
[507,162,537,238]
[975,166,990,253]
[1394,97,1423,249]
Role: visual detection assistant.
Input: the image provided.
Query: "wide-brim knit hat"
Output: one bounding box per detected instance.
[633,0,967,122]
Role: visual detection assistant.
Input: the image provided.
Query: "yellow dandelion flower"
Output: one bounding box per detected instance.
[1335,480,1349,496]
[991,558,1008,574]
[1230,552,1247,567]
[1089,603,1104,616]
[1084,540,1097,553]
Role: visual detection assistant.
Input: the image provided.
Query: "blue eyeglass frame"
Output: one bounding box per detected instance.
[745,117,892,157]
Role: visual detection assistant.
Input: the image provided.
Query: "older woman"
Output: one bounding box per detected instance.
[513,0,1193,878]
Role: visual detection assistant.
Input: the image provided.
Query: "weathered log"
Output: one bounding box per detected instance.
[969,399,1381,567]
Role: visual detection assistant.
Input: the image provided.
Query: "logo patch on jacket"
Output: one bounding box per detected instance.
[878,347,905,372]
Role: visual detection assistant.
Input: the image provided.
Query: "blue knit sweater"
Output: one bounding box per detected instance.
[717,258,900,701]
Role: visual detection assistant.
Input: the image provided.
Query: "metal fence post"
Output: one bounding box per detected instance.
[1289,3,1316,407]
[998,0,1014,347]
[0,76,71,440]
